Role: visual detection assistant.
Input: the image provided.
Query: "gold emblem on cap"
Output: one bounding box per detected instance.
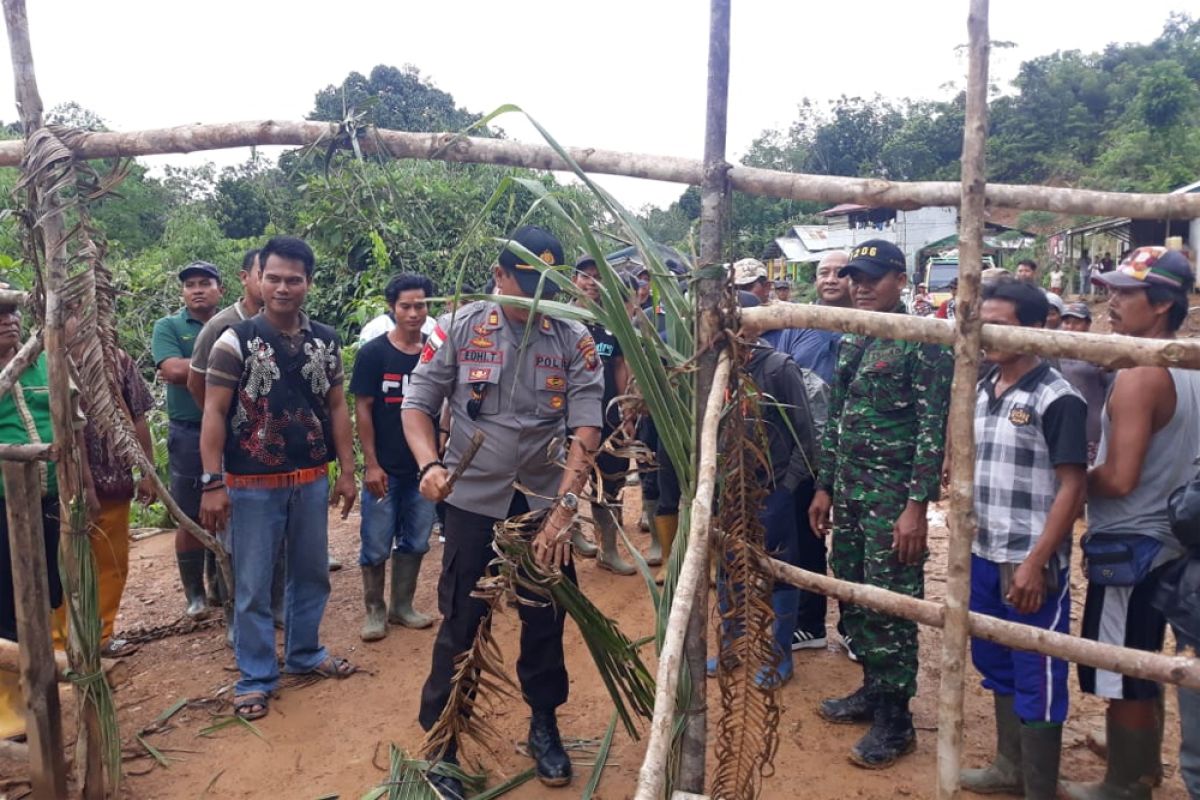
[540,250,555,265]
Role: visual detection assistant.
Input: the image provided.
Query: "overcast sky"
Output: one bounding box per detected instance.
[0,1,1189,210]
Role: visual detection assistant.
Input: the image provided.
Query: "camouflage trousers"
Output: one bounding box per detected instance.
[829,488,924,699]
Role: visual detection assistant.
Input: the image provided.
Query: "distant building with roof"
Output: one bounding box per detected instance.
[764,204,1032,282]
[1051,178,1200,266]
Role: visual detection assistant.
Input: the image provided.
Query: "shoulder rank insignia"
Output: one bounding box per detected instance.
[420,324,447,364]
[577,334,599,371]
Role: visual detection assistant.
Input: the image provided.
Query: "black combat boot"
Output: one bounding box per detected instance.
[818,666,874,724]
[849,693,916,769]
[426,741,464,800]
[528,708,572,787]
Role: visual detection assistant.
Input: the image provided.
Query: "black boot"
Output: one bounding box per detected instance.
[426,745,465,800]
[819,667,874,724]
[204,549,226,606]
[528,708,572,787]
[850,693,916,769]
[177,550,209,620]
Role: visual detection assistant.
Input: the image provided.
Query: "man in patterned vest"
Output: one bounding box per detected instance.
[200,235,358,722]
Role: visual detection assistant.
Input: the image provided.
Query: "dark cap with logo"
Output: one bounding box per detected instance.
[178,261,222,284]
[1061,302,1091,321]
[838,239,907,279]
[498,225,565,298]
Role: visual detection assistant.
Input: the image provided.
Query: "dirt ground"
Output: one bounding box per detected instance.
[8,483,1189,800]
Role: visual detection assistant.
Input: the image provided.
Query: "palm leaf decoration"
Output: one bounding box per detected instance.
[14,122,134,789]
[711,344,783,800]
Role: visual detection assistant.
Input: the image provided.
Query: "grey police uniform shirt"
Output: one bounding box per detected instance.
[402,300,605,520]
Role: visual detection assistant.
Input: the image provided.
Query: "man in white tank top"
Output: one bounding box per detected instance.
[1066,247,1199,800]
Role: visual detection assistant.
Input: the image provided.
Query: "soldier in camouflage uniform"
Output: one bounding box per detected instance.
[808,239,953,769]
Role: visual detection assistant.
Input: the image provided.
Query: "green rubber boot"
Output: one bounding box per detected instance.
[1062,712,1157,800]
[960,693,1023,794]
[360,563,387,642]
[388,553,433,629]
[1020,723,1063,800]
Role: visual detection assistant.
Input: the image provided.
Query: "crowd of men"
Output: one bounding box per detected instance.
[0,224,1197,799]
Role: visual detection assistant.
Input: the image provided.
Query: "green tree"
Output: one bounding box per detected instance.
[310,64,482,133]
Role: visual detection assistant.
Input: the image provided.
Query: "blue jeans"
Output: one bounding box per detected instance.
[970,554,1070,723]
[358,474,435,566]
[229,476,331,695]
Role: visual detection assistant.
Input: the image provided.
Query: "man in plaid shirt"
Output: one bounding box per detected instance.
[961,279,1087,800]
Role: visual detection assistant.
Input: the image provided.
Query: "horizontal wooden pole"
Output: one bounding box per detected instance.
[741,303,1200,370]
[0,443,53,462]
[0,121,1196,220]
[763,556,1200,690]
[0,640,128,688]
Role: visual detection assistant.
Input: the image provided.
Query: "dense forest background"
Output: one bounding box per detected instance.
[0,12,1197,359]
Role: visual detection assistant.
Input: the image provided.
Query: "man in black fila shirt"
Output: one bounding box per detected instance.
[350,273,438,641]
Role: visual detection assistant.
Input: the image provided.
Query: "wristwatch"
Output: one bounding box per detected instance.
[559,492,579,510]
[200,472,224,488]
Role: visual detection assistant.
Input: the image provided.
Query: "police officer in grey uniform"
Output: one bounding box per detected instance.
[402,225,604,798]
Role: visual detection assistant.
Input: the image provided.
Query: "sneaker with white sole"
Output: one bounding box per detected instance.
[839,634,861,663]
[790,629,828,651]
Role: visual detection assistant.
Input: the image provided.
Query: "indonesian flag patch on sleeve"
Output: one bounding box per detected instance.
[420,324,447,364]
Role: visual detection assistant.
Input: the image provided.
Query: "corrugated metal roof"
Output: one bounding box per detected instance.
[819,203,871,216]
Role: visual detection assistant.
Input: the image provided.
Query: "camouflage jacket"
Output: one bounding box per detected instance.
[816,305,953,503]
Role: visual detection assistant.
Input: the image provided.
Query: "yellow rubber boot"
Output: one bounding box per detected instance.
[653,514,679,585]
[0,671,25,740]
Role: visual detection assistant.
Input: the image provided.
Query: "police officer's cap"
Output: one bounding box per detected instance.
[497,225,565,298]
[838,240,907,279]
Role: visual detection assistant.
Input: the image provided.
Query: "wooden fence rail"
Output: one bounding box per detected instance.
[761,555,1200,690]
[741,303,1200,370]
[0,122,1199,220]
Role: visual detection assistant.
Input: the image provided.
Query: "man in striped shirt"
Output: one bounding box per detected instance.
[961,279,1087,800]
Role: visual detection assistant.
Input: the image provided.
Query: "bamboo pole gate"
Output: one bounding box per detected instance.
[937,2,989,796]
[0,0,1197,797]
[674,0,733,793]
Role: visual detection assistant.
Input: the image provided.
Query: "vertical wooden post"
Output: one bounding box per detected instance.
[2,1,107,796]
[3,461,66,800]
[936,1,990,797]
[679,0,732,794]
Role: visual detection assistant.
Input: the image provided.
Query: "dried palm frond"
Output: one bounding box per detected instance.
[15,122,130,791]
[419,570,518,767]
[711,344,782,800]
